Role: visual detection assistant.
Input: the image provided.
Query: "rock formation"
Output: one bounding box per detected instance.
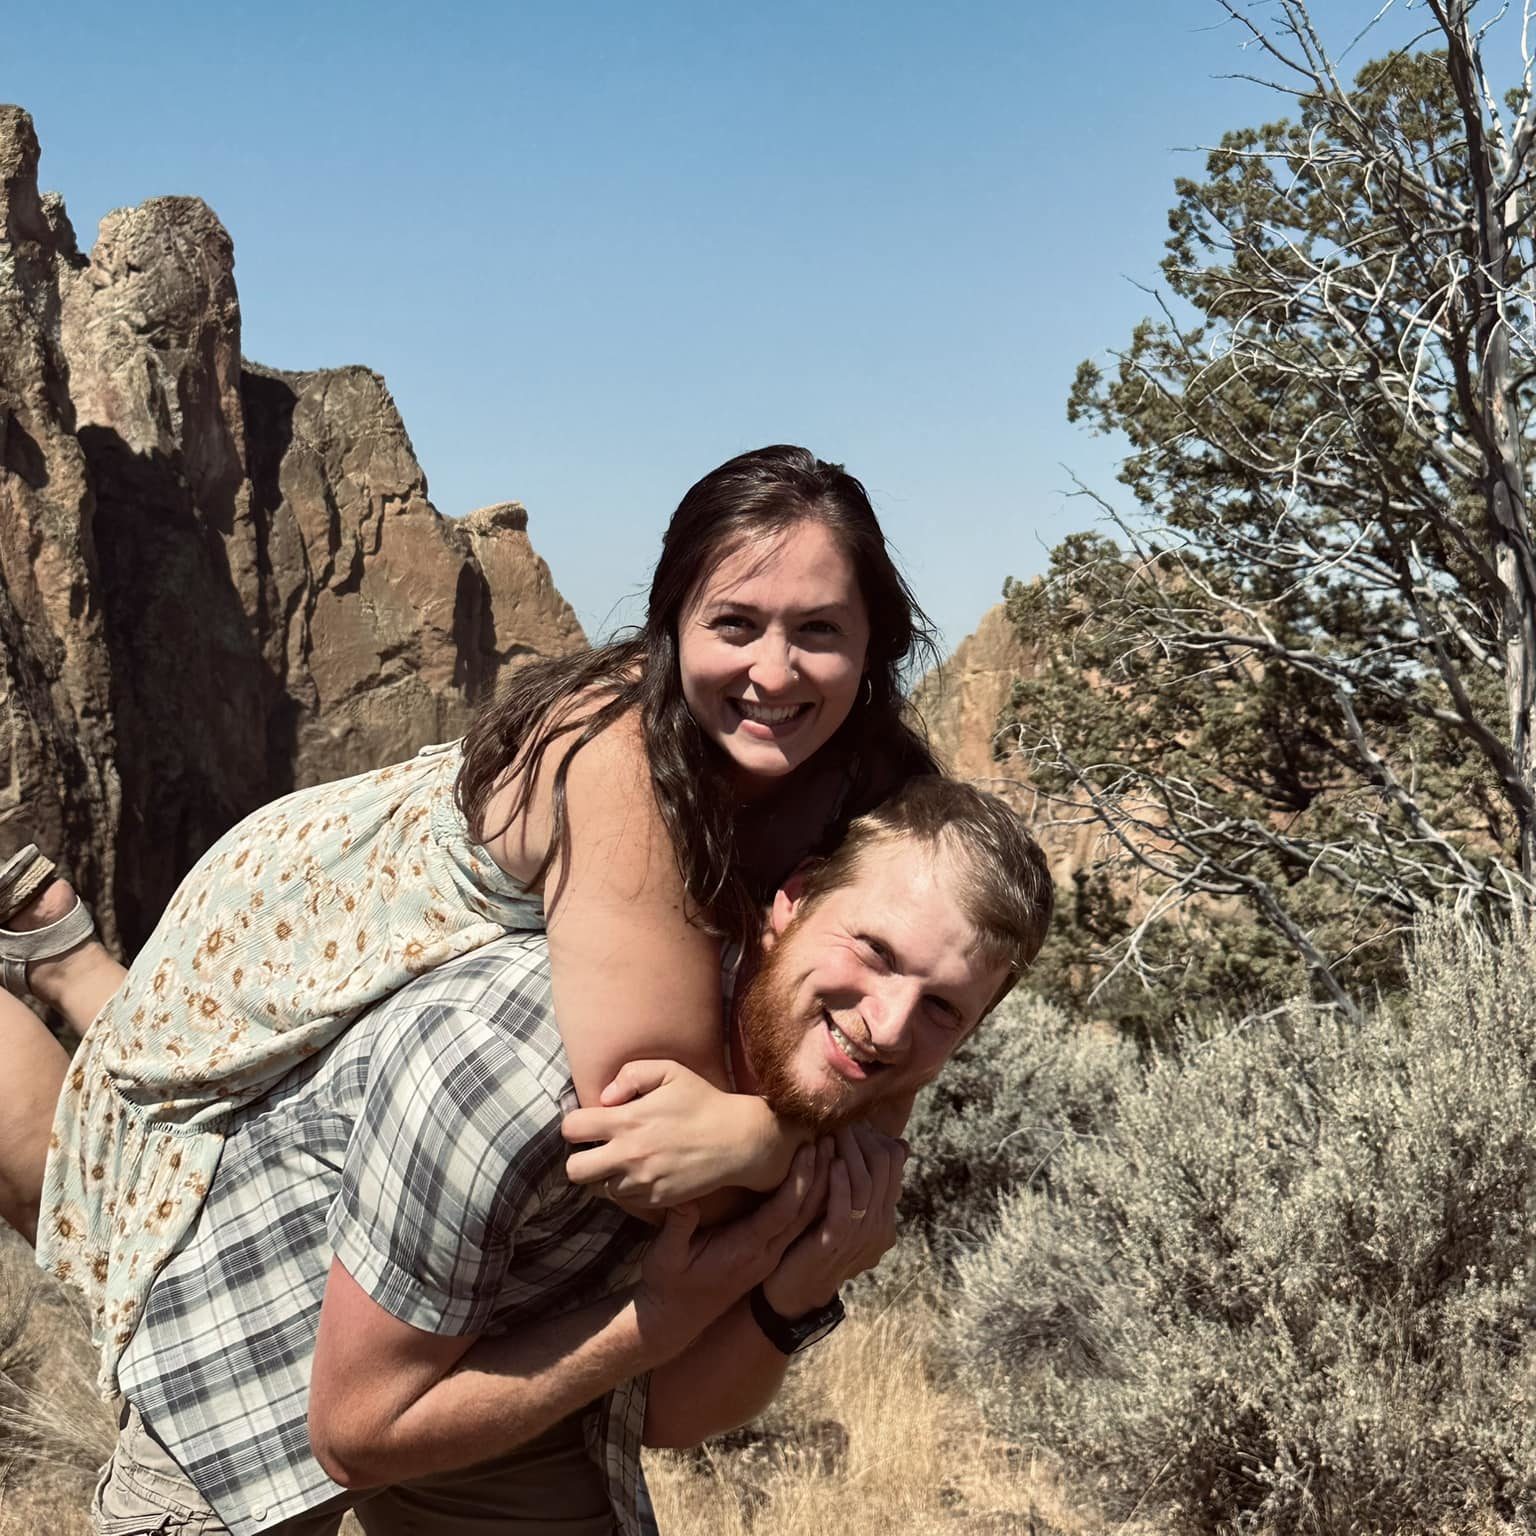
[0,106,584,955]
[913,601,1100,882]
[913,604,1034,790]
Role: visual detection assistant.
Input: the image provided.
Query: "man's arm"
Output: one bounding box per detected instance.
[642,1295,791,1448]
[309,1149,822,1488]
[644,1125,907,1448]
[309,1261,658,1488]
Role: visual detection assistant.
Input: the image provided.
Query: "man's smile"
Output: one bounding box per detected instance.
[822,1010,886,1082]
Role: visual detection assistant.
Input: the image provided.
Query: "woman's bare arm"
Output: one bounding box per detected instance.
[481,705,802,1199]
[537,710,733,1105]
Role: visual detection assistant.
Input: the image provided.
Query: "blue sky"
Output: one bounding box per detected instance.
[6,2,1409,653]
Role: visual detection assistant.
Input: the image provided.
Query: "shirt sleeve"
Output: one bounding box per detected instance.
[326,998,563,1335]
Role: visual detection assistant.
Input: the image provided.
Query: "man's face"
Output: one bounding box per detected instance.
[736,837,1009,1128]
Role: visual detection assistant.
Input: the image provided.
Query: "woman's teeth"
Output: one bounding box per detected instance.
[733,700,809,725]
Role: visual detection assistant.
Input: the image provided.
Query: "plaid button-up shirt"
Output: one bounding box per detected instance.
[117,933,654,1536]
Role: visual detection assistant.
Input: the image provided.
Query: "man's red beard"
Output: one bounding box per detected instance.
[734,928,866,1132]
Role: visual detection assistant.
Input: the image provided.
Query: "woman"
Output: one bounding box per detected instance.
[0,444,940,1387]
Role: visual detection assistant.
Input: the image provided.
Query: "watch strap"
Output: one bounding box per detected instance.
[748,1283,845,1355]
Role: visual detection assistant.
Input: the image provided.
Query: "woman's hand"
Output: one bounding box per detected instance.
[760,1124,909,1319]
[562,1060,806,1209]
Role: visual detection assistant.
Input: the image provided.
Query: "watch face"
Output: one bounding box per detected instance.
[790,1312,841,1351]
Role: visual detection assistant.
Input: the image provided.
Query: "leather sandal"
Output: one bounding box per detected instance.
[0,843,96,999]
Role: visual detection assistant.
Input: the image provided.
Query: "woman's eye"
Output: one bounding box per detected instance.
[801,619,841,636]
[710,614,752,633]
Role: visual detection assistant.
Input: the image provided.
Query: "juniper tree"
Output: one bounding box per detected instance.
[1016,2,1536,1014]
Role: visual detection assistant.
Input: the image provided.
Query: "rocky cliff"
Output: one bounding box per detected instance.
[0,106,584,954]
[914,602,1099,882]
[913,604,1034,789]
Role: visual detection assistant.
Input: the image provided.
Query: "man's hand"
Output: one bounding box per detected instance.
[762,1124,908,1318]
[311,1146,822,1492]
[641,1127,905,1449]
[634,1142,826,1358]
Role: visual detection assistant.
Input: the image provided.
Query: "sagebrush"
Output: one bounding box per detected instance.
[953,914,1536,1535]
[900,988,1135,1260]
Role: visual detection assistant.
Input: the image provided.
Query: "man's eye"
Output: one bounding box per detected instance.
[928,999,965,1029]
[857,935,892,966]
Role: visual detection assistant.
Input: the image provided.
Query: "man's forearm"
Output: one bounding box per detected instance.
[316,1137,824,1488]
[642,1296,790,1448]
[315,1288,663,1488]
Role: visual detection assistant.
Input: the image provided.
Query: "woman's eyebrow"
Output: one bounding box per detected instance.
[702,597,855,618]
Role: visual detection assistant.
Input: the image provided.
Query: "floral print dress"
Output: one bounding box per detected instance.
[37,740,547,1392]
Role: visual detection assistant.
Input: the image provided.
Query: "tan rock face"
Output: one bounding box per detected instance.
[913,604,1034,786]
[0,107,585,954]
[913,602,1100,883]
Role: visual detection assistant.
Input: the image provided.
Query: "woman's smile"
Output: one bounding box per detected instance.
[729,698,815,734]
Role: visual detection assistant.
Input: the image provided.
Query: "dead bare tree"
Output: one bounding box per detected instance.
[1016,0,1536,1013]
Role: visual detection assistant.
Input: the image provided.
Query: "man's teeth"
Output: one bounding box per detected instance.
[828,1020,879,1066]
[734,700,806,724]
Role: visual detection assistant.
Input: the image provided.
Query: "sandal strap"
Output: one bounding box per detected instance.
[0,844,58,925]
[0,896,96,999]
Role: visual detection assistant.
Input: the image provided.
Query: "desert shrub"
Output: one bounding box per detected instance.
[900,988,1136,1259]
[1028,864,1316,1047]
[951,914,1536,1535]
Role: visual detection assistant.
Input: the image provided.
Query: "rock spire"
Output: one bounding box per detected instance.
[0,106,584,952]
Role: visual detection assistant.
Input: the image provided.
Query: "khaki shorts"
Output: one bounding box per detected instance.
[91,1402,618,1535]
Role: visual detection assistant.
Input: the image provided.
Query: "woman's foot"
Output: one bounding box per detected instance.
[0,847,125,1031]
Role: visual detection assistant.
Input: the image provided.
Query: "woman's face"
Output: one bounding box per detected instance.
[678,520,871,796]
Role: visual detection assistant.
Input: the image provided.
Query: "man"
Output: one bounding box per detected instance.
[91,776,1053,1536]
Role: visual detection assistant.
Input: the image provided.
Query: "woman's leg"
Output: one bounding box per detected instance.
[12,872,127,1027]
[0,863,127,1244]
[0,991,69,1243]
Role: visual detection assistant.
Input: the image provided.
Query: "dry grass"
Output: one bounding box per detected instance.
[0,1224,1101,1536]
[644,1296,1102,1536]
[0,1228,112,1536]
[0,1227,1512,1536]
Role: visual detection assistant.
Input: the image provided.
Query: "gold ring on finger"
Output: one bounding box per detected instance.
[849,1207,868,1221]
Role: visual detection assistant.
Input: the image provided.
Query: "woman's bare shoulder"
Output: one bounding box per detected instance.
[482,689,654,883]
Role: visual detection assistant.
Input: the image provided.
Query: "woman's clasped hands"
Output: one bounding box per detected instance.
[563,1060,803,1207]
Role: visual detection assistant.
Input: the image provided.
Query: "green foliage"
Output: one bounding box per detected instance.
[951,916,1536,1534]
[1023,862,1312,1045]
[1007,39,1533,1004]
[1005,540,1488,1010]
[899,988,1136,1257]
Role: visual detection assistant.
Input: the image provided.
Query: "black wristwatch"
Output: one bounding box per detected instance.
[748,1284,845,1355]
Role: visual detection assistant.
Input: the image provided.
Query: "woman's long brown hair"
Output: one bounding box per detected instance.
[455,445,940,945]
